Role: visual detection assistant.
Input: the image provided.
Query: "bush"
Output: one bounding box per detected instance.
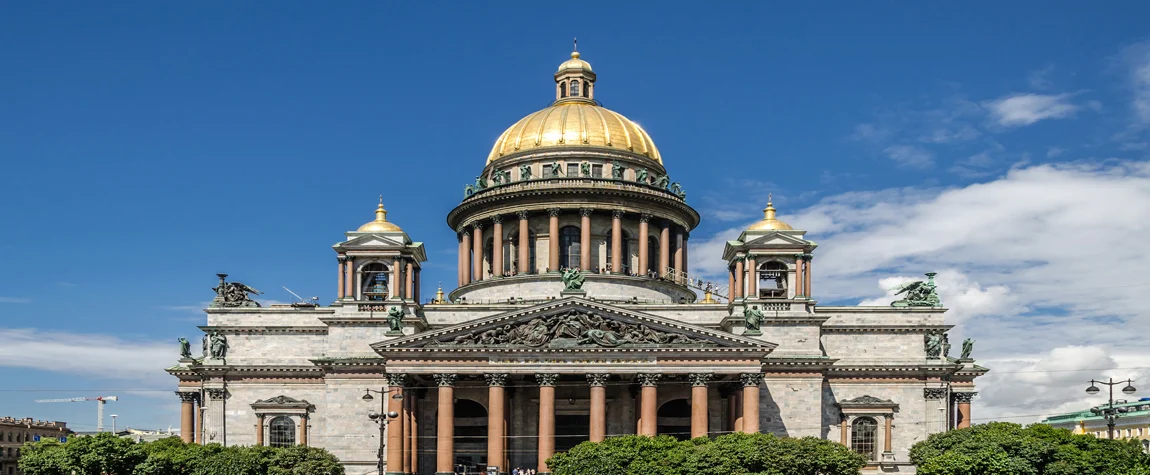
[547,433,866,475]
[19,433,344,475]
[909,422,1150,475]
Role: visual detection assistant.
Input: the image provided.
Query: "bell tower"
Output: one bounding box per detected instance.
[554,40,596,102]
[722,195,817,306]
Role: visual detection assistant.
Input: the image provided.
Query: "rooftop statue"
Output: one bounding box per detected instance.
[670,182,685,199]
[941,333,952,358]
[653,174,670,189]
[611,160,626,180]
[209,332,228,359]
[924,332,942,359]
[463,184,475,198]
[561,268,586,290]
[743,305,764,335]
[890,272,942,307]
[580,162,591,177]
[474,175,488,190]
[635,168,649,184]
[178,337,192,359]
[210,274,263,308]
[386,306,404,335]
[961,338,975,359]
[519,164,533,181]
[549,161,561,177]
[491,171,503,186]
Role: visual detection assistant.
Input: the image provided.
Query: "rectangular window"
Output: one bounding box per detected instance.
[544,164,556,177]
[592,164,603,178]
[567,164,579,176]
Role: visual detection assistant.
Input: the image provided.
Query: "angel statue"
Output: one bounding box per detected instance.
[519,164,533,181]
[635,168,649,184]
[580,162,591,177]
[178,337,192,359]
[890,272,941,307]
[210,274,263,308]
[610,160,626,180]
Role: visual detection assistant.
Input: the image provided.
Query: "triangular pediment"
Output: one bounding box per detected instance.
[372,298,774,353]
[341,233,406,248]
[742,231,809,248]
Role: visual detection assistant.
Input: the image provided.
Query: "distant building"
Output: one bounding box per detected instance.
[1041,398,1150,441]
[0,417,72,475]
[118,428,180,443]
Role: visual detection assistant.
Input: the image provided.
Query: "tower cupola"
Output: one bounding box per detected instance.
[555,40,596,103]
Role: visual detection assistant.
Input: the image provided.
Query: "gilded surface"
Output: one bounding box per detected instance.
[487,102,661,164]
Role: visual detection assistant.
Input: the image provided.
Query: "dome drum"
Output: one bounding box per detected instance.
[449,272,696,304]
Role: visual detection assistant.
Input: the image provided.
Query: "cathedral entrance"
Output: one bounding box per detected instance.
[453,399,488,472]
[658,399,692,441]
[555,413,590,452]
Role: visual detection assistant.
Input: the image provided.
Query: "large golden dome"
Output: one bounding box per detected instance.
[486,102,661,164]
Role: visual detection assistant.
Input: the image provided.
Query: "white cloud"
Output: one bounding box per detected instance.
[985,93,1079,127]
[0,328,174,386]
[689,161,1150,422]
[882,145,935,168]
[1122,41,1150,124]
[0,297,31,304]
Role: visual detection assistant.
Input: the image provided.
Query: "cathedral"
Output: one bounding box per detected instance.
[168,49,986,475]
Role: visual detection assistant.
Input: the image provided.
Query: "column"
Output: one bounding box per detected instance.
[884,415,893,453]
[537,374,558,474]
[740,374,763,433]
[955,392,975,429]
[206,388,227,445]
[386,374,407,475]
[414,269,421,303]
[485,374,508,474]
[299,415,309,446]
[255,414,265,446]
[411,397,419,474]
[548,209,560,272]
[587,374,609,442]
[518,211,530,274]
[638,373,660,436]
[457,234,466,286]
[804,255,813,299]
[178,392,196,443]
[658,223,670,277]
[405,261,414,301]
[337,256,346,299]
[435,374,456,475]
[794,255,805,297]
[638,214,650,276]
[610,210,623,274]
[727,268,735,301]
[472,223,484,281]
[403,394,413,474]
[195,398,204,444]
[745,256,756,299]
[734,258,744,299]
[840,417,848,445]
[673,228,684,282]
[689,374,711,439]
[729,388,743,432]
[579,209,592,270]
[392,258,402,300]
[346,257,355,299]
[682,232,689,277]
[492,215,503,277]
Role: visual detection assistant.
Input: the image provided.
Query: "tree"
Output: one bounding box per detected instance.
[909,422,1150,475]
[547,433,866,475]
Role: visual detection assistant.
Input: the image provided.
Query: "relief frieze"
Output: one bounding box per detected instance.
[428,310,713,348]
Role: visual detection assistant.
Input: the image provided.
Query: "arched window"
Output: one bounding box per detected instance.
[583,83,590,97]
[758,261,788,298]
[558,226,581,269]
[559,82,567,98]
[571,80,581,97]
[605,229,631,274]
[269,416,296,448]
[647,236,659,277]
[851,417,878,461]
[361,263,389,301]
[657,399,692,441]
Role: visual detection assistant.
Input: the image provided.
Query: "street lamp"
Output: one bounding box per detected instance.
[1085,378,1136,439]
[363,388,404,475]
[110,414,118,434]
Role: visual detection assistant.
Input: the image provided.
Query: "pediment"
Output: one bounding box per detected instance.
[251,395,312,410]
[742,231,809,248]
[372,298,774,354]
[342,233,406,248]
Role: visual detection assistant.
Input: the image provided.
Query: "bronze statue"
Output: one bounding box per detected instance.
[463,184,475,198]
[941,333,951,358]
[549,161,561,177]
[653,174,670,189]
[580,162,591,177]
[178,338,192,359]
[201,333,210,359]
[519,164,533,180]
[891,273,942,307]
[210,274,263,308]
[386,307,404,334]
[924,332,942,359]
[209,332,228,359]
[635,168,648,184]
[610,160,626,180]
[491,171,503,186]
[743,305,764,333]
[561,268,586,290]
[961,338,975,359]
[474,175,488,190]
[670,182,685,199]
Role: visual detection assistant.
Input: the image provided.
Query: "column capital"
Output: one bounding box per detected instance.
[536,373,559,387]
[803,253,814,261]
[923,388,948,400]
[953,392,978,403]
[472,221,484,231]
[485,373,509,387]
[612,209,625,219]
[386,373,409,387]
[206,388,228,400]
[460,228,472,237]
[639,213,652,223]
[740,373,764,387]
[517,210,530,220]
[548,208,562,217]
[337,255,348,264]
[794,253,806,260]
[586,373,610,387]
[579,208,594,217]
[434,373,457,387]
[491,214,503,224]
[637,373,661,387]
[176,391,199,403]
[682,231,690,241]
[688,373,713,387]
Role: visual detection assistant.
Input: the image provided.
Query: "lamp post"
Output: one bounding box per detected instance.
[110,414,118,434]
[1085,378,1136,439]
[362,388,403,475]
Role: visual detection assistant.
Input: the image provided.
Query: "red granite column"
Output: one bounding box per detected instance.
[435,374,456,475]
[794,255,805,297]
[956,392,975,429]
[492,215,503,277]
[611,210,623,274]
[403,395,412,474]
[804,255,813,299]
[392,258,402,300]
[457,234,465,286]
[337,256,346,299]
[741,374,762,433]
[728,268,735,301]
[745,256,757,299]
[579,209,592,270]
[659,223,670,277]
[461,231,471,285]
[346,257,356,299]
[638,374,660,436]
[638,214,650,275]
[587,374,609,442]
[472,223,484,281]
[548,209,560,272]
[486,374,507,473]
[734,258,744,299]
[673,228,684,283]
[299,415,308,446]
[405,261,414,301]
[178,392,195,443]
[690,374,711,438]
[255,413,264,446]
[386,374,407,474]
[537,374,558,474]
[518,211,530,274]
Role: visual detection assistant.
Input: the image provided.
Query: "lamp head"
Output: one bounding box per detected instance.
[1122,384,1137,395]
[367,411,380,421]
[1086,385,1101,395]
[362,390,374,402]
[387,411,400,419]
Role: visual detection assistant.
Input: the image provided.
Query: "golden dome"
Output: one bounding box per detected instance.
[747,195,794,231]
[356,197,404,233]
[487,102,661,164]
[557,51,592,72]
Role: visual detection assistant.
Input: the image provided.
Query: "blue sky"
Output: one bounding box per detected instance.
[3,2,1150,432]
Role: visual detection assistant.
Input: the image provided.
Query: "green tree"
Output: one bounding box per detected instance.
[17,439,69,475]
[547,433,866,475]
[910,422,1150,475]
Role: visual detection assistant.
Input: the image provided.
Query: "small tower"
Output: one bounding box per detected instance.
[554,40,596,102]
[332,197,427,304]
[722,195,817,306]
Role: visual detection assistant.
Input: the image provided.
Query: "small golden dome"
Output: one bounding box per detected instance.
[747,195,794,231]
[487,102,661,164]
[557,51,593,72]
[356,197,404,233]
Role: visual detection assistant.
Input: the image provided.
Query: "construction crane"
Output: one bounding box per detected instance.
[34,396,118,432]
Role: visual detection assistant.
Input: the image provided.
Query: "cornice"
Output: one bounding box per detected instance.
[197,326,328,334]
[814,306,947,314]
[820,324,953,333]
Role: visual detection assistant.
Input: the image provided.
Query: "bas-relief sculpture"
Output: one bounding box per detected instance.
[432,310,710,348]
[561,268,586,290]
[891,272,942,307]
[209,274,263,308]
